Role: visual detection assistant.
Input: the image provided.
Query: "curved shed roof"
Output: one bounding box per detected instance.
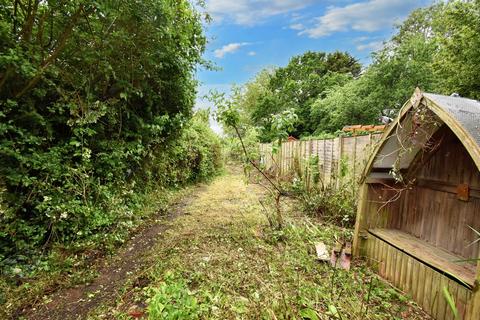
[364,89,480,179]
[423,92,480,150]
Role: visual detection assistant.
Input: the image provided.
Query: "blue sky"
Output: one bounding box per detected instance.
[196,0,432,132]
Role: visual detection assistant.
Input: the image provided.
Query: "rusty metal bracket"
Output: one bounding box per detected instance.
[457,183,469,201]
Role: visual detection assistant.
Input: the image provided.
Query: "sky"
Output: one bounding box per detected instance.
[195,0,433,133]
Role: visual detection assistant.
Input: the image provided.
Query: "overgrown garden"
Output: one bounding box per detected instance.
[1,0,479,318]
[0,0,222,310]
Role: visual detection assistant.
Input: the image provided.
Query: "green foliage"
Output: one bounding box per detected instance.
[222,127,260,163]
[231,1,480,139]
[310,79,379,134]
[237,68,276,127]
[310,1,480,133]
[270,109,298,147]
[0,0,221,277]
[442,286,460,320]
[211,90,261,163]
[296,183,356,228]
[147,271,205,320]
[214,87,298,153]
[0,109,222,278]
[299,307,320,320]
[290,157,357,228]
[268,51,361,136]
[310,9,439,134]
[148,111,223,188]
[432,0,480,99]
[227,51,360,141]
[212,91,241,129]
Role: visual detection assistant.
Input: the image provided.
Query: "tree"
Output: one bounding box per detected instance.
[432,0,480,99]
[310,4,443,134]
[0,0,208,261]
[269,51,360,136]
[232,51,360,141]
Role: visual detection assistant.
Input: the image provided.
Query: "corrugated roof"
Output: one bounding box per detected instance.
[424,93,480,149]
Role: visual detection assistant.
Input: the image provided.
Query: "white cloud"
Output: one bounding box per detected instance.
[214,42,250,58]
[290,12,304,22]
[247,51,257,56]
[289,23,305,31]
[356,40,384,51]
[206,0,315,26]
[354,36,371,43]
[300,0,420,38]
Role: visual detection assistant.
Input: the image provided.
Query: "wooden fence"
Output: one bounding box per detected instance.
[259,134,381,186]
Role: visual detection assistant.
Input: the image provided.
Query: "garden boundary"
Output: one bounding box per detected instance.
[259,134,381,186]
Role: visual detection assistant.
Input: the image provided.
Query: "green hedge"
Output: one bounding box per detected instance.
[0,1,220,271]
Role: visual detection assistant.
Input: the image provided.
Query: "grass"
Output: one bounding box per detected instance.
[88,169,429,319]
[0,185,192,319]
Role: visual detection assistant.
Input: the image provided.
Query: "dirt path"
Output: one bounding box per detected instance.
[22,168,429,319]
[20,184,207,320]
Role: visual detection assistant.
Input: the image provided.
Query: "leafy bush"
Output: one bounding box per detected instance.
[147,272,205,320]
[290,157,357,227]
[0,1,221,275]
[222,127,260,163]
[0,109,222,274]
[297,184,356,227]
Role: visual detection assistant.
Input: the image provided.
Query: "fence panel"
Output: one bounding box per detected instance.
[259,134,381,186]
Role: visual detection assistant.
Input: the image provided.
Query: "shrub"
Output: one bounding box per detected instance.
[0,110,222,275]
[222,126,260,163]
[0,1,220,274]
[290,157,357,228]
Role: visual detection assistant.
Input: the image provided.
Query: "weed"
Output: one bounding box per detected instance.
[0,186,192,318]
[147,271,206,319]
[281,154,357,228]
[90,170,429,319]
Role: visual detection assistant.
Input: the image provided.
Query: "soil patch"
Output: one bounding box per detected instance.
[19,185,206,320]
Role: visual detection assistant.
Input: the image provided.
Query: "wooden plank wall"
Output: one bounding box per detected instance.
[362,184,402,231]
[258,134,381,186]
[388,187,480,260]
[366,235,473,320]
[359,126,480,319]
[385,129,480,260]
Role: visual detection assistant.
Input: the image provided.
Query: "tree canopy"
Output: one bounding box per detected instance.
[229,0,480,142]
[233,51,360,141]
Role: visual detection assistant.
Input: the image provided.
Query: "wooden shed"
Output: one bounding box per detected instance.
[353,89,480,319]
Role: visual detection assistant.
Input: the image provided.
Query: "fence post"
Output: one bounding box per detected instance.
[290,141,294,173]
[337,136,344,188]
[353,135,357,180]
[324,140,327,185]
[316,140,320,188]
[279,142,283,176]
[330,138,334,185]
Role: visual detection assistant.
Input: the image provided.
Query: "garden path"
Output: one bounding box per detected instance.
[21,168,428,319]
